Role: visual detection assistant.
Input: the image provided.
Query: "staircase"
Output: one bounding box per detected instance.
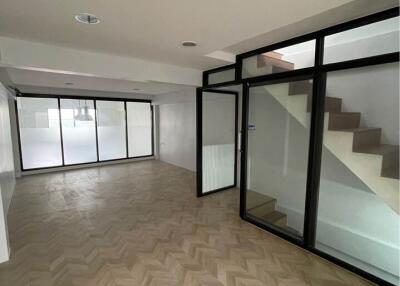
[247,53,399,214]
[247,190,299,235]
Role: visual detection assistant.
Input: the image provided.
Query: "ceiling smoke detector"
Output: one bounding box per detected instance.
[182,41,197,47]
[75,13,100,24]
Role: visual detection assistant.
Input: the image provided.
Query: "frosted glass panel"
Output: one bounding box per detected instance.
[17,97,62,169]
[202,92,235,193]
[127,102,152,157]
[324,17,399,64]
[242,40,315,78]
[96,101,126,160]
[60,99,97,164]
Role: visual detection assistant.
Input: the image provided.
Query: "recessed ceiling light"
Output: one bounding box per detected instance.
[182,41,198,47]
[75,13,100,24]
[65,82,74,85]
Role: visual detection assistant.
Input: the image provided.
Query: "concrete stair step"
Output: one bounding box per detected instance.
[336,127,382,150]
[328,112,361,130]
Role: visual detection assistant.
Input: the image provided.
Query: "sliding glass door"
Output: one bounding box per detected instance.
[16,95,154,171]
[196,89,238,196]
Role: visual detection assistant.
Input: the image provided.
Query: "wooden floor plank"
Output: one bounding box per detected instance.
[0,160,374,286]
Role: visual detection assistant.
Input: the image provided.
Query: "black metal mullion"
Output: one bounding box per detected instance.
[196,87,203,197]
[13,98,25,171]
[303,36,325,247]
[94,100,100,162]
[124,101,129,158]
[58,97,65,166]
[233,91,239,188]
[150,104,155,156]
[239,82,249,219]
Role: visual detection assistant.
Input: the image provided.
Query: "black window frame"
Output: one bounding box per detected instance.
[200,7,400,286]
[15,93,154,172]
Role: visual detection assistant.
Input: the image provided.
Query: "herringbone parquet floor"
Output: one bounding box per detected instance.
[0,160,374,286]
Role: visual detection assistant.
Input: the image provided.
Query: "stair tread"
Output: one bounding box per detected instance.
[246,190,275,209]
[329,112,360,115]
[260,210,286,223]
[355,144,399,155]
[334,127,381,133]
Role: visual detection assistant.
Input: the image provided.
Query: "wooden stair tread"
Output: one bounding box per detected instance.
[246,190,275,209]
[260,210,286,224]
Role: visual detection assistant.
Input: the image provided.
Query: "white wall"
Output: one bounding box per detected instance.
[0,82,15,263]
[154,89,196,171]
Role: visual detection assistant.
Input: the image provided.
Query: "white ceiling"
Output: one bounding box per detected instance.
[0,0,396,96]
[0,0,363,70]
[6,67,194,96]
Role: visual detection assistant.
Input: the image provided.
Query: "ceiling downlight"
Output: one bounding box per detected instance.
[182,41,198,47]
[75,13,100,24]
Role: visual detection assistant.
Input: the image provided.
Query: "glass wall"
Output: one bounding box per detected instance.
[208,68,235,85]
[228,8,399,286]
[316,62,399,285]
[17,97,62,169]
[96,101,126,160]
[324,17,399,64]
[201,91,236,194]
[17,97,153,170]
[60,99,97,165]
[245,79,313,237]
[242,40,315,78]
[127,102,152,157]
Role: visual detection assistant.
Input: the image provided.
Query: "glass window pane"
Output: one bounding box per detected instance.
[324,17,399,64]
[208,68,235,85]
[60,99,97,164]
[245,79,314,237]
[316,62,399,285]
[242,40,315,78]
[127,102,152,157]
[202,92,236,193]
[17,97,62,169]
[96,100,126,160]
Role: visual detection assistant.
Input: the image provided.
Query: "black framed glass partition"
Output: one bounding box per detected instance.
[202,7,399,286]
[245,77,314,240]
[196,89,238,196]
[15,94,154,171]
[127,102,153,157]
[60,99,97,165]
[16,97,63,169]
[96,100,127,161]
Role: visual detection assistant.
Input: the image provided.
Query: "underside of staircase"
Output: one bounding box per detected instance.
[249,52,400,214]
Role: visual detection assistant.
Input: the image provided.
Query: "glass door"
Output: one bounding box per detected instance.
[241,76,314,240]
[197,89,238,196]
